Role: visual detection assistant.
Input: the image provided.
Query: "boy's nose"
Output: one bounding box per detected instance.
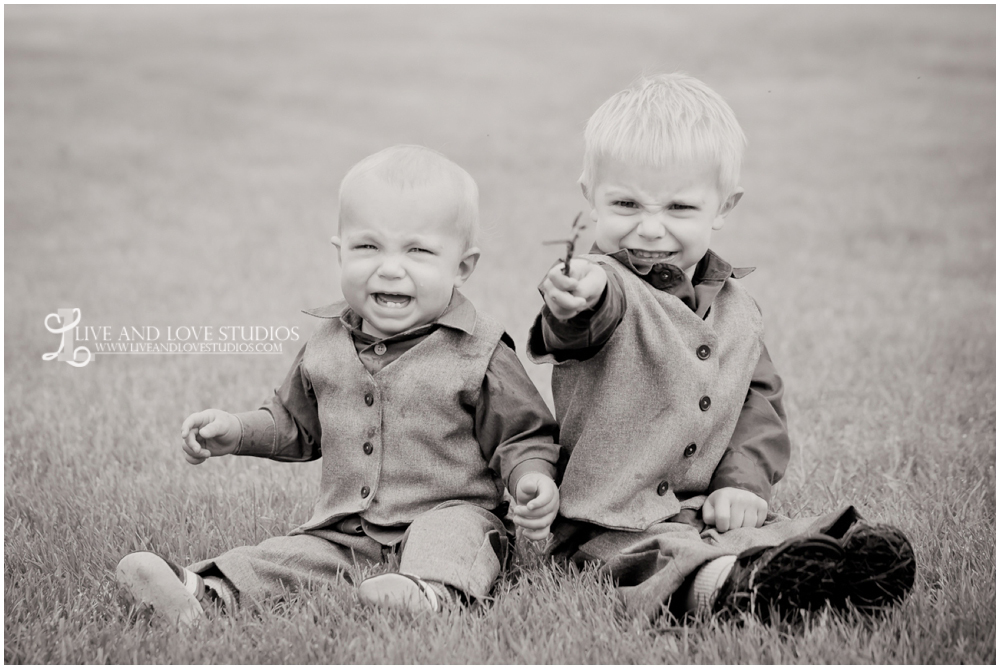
[636,214,666,240]
[377,256,406,279]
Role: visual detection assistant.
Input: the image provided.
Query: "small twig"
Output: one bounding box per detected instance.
[541,212,585,275]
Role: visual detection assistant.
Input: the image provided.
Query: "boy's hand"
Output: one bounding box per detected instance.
[511,472,560,542]
[180,410,241,465]
[539,258,607,321]
[703,487,768,533]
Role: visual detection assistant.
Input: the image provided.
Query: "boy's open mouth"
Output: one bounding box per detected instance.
[373,293,412,309]
[628,249,677,263]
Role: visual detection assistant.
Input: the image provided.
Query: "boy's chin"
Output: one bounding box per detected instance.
[362,320,403,339]
[360,312,441,339]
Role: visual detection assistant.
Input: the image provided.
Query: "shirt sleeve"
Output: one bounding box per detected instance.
[707,343,791,505]
[528,265,627,363]
[476,336,562,495]
[232,343,323,463]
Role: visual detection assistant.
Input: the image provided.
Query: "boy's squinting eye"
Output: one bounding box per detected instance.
[669,203,697,211]
[611,200,639,209]
[408,247,434,255]
[352,243,378,251]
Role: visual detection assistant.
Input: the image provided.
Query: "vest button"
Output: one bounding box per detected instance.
[684,443,697,457]
[364,392,374,406]
[373,342,387,356]
[361,486,371,498]
[656,480,670,496]
[699,395,711,411]
[363,441,373,455]
[697,345,711,360]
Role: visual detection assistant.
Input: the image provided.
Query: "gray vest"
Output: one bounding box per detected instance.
[550,254,763,531]
[296,312,506,532]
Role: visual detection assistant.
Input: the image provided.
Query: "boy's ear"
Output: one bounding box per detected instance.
[721,188,744,216]
[454,246,481,287]
[713,188,744,230]
[579,182,600,223]
[330,235,341,251]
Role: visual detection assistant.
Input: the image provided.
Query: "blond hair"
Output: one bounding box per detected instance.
[581,73,746,200]
[339,145,479,247]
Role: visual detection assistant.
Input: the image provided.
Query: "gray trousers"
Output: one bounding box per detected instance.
[549,506,860,619]
[188,501,510,606]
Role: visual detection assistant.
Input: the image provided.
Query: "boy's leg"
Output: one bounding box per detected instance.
[556,517,730,620]
[116,552,217,626]
[553,506,914,621]
[118,525,384,623]
[188,528,384,605]
[676,504,860,620]
[705,507,915,617]
[359,501,508,611]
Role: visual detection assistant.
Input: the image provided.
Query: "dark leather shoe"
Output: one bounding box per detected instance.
[714,535,845,623]
[840,523,916,610]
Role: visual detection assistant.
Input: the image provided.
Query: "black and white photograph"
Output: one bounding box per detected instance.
[4,5,994,664]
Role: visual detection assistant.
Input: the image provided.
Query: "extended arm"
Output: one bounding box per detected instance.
[529,263,627,362]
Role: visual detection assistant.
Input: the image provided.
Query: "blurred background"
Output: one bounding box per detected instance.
[7,6,994,396]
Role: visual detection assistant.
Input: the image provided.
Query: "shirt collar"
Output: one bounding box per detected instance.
[696,248,756,281]
[302,290,478,336]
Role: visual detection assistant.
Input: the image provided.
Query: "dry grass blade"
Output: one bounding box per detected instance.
[541,212,585,275]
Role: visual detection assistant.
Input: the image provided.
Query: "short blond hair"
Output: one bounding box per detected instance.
[338,145,479,247]
[581,73,746,200]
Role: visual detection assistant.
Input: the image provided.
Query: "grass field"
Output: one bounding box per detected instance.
[4,5,995,664]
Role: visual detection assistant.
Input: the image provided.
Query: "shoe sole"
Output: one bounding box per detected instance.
[842,524,916,609]
[116,552,206,626]
[357,573,437,613]
[747,536,845,623]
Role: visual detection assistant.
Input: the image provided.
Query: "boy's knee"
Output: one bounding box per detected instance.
[408,501,507,539]
[398,505,510,599]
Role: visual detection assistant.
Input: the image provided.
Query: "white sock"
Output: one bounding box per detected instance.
[687,555,737,612]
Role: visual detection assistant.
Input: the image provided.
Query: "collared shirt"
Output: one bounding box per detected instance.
[535,248,790,503]
[332,292,496,375]
[236,292,560,541]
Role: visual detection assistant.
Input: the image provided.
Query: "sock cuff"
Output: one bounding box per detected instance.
[691,554,737,612]
[180,568,204,598]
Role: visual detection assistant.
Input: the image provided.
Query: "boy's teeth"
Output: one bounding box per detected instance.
[374,293,411,308]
